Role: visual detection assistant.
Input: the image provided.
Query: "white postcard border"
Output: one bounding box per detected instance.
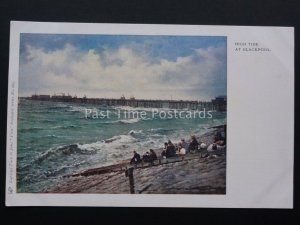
[6,21,294,208]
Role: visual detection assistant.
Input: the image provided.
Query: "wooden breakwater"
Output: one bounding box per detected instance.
[45,127,226,194]
[47,149,226,194]
[63,148,226,178]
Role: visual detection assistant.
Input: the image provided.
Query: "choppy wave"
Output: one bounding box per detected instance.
[103,134,137,145]
[45,134,62,138]
[19,125,81,132]
[128,129,143,135]
[50,125,81,129]
[148,127,172,135]
[117,118,140,124]
[48,104,69,109]
[25,110,52,114]
[101,118,140,124]
[67,106,90,112]
[40,119,56,123]
[19,127,44,132]
[19,133,137,171]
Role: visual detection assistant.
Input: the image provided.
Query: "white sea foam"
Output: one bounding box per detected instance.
[45,134,62,138]
[128,129,143,135]
[102,118,141,124]
[35,148,57,163]
[117,118,140,124]
[68,106,92,112]
[78,134,137,152]
[50,125,80,129]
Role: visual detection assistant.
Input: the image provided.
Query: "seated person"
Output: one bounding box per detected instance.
[164,142,168,150]
[199,140,207,150]
[188,135,199,152]
[149,149,158,163]
[214,139,225,146]
[161,142,168,158]
[177,143,186,155]
[130,150,142,164]
[161,150,166,158]
[142,152,150,162]
[214,132,226,146]
[181,138,189,153]
[174,143,179,151]
[166,140,176,158]
[207,143,218,152]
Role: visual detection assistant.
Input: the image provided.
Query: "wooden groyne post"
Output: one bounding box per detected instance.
[125,167,135,194]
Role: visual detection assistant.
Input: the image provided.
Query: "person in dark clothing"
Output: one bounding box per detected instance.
[164,142,168,150]
[161,142,168,158]
[214,126,226,146]
[181,138,189,153]
[165,147,172,158]
[149,149,158,163]
[161,150,166,158]
[166,140,176,158]
[142,152,150,162]
[188,135,199,153]
[130,150,141,165]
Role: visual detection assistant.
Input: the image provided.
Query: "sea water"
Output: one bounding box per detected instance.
[17,99,226,192]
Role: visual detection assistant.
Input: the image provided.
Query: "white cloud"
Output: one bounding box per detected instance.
[19,43,226,101]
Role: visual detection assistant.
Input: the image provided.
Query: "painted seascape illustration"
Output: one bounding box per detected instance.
[17,34,227,194]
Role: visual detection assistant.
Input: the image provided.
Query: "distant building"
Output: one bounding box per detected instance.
[51,93,72,101]
[31,94,51,100]
[212,96,227,111]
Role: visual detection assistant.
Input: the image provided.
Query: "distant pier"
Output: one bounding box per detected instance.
[24,94,227,111]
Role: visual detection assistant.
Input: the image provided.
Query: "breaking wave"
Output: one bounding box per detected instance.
[102,118,141,124]
[18,133,138,171]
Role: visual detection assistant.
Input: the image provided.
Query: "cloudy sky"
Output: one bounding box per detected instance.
[19,34,227,101]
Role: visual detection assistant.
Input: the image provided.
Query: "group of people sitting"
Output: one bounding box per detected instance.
[130,129,226,165]
[130,149,158,165]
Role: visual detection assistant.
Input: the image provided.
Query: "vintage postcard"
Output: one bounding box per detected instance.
[6,22,294,207]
